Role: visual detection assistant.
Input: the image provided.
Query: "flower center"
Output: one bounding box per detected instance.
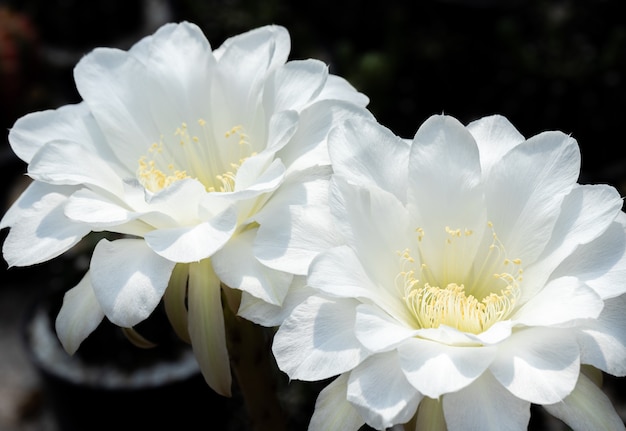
[136,120,256,193]
[398,222,522,334]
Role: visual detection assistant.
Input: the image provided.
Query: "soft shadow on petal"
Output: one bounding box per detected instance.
[576,294,626,376]
[55,272,105,355]
[513,277,604,326]
[489,327,580,404]
[238,276,314,327]
[309,374,365,431]
[187,259,232,396]
[90,238,176,327]
[398,337,496,398]
[543,372,625,431]
[466,114,525,176]
[212,228,292,305]
[329,118,410,202]
[262,59,328,114]
[273,296,369,381]
[443,371,531,431]
[1,182,90,267]
[347,352,422,429]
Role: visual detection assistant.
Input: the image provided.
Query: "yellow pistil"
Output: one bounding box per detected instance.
[399,222,522,334]
[136,121,257,193]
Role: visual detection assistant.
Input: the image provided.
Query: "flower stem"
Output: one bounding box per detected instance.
[222,290,287,431]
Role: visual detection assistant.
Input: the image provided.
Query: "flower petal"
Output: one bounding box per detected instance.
[272,296,369,380]
[398,337,496,398]
[187,258,232,396]
[90,238,176,327]
[552,218,626,300]
[1,182,90,267]
[316,74,369,107]
[163,263,190,343]
[212,228,292,305]
[263,59,328,113]
[524,184,623,298]
[489,327,580,404]
[354,304,418,352]
[308,245,387,304]
[543,372,626,431]
[277,99,374,171]
[28,139,125,194]
[513,277,604,326]
[309,374,365,431]
[408,114,484,228]
[466,114,525,176]
[329,117,410,201]
[8,102,94,164]
[55,272,105,355]
[443,371,531,431]
[485,130,580,265]
[144,212,236,263]
[576,294,626,376]
[237,275,315,327]
[347,352,422,429]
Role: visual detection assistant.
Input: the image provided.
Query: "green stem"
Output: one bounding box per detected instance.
[223,292,287,431]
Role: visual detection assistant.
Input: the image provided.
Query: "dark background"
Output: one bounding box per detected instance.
[1,0,625,430]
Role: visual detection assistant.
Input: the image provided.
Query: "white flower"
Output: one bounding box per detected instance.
[272,115,626,430]
[0,21,372,396]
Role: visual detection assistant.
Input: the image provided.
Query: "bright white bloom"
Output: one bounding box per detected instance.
[272,115,626,430]
[0,22,372,396]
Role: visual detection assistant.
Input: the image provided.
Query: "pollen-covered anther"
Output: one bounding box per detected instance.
[399,223,522,334]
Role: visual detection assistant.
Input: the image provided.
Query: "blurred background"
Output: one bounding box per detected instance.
[1,0,625,430]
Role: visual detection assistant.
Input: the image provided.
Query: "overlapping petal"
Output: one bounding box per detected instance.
[55,272,105,355]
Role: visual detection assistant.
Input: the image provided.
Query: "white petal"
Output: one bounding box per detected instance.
[485,131,580,265]
[1,182,90,267]
[407,115,486,280]
[543,372,625,431]
[309,374,365,431]
[408,114,484,228]
[443,371,531,431]
[329,118,410,201]
[255,203,339,276]
[74,47,156,167]
[576,294,626,376]
[354,304,418,352]
[329,178,411,295]
[187,259,232,396]
[316,73,369,107]
[525,184,623,298]
[263,59,328,113]
[347,352,422,429]
[277,100,374,171]
[55,272,105,355]
[8,102,93,163]
[28,139,124,194]
[237,275,315,327]
[466,114,525,176]
[308,246,386,303]
[90,238,176,327]
[225,157,286,201]
[211,25,289,128]
[490,327,580,404]
[64,188,143,228]
[513,277,604,326]
[398,337,496,398]
[552,219,626,300]
[144,209,236,263]
[212,228,292,305]
[272,296,369,380]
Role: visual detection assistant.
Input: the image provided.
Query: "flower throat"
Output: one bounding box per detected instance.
[398,222,522,334]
